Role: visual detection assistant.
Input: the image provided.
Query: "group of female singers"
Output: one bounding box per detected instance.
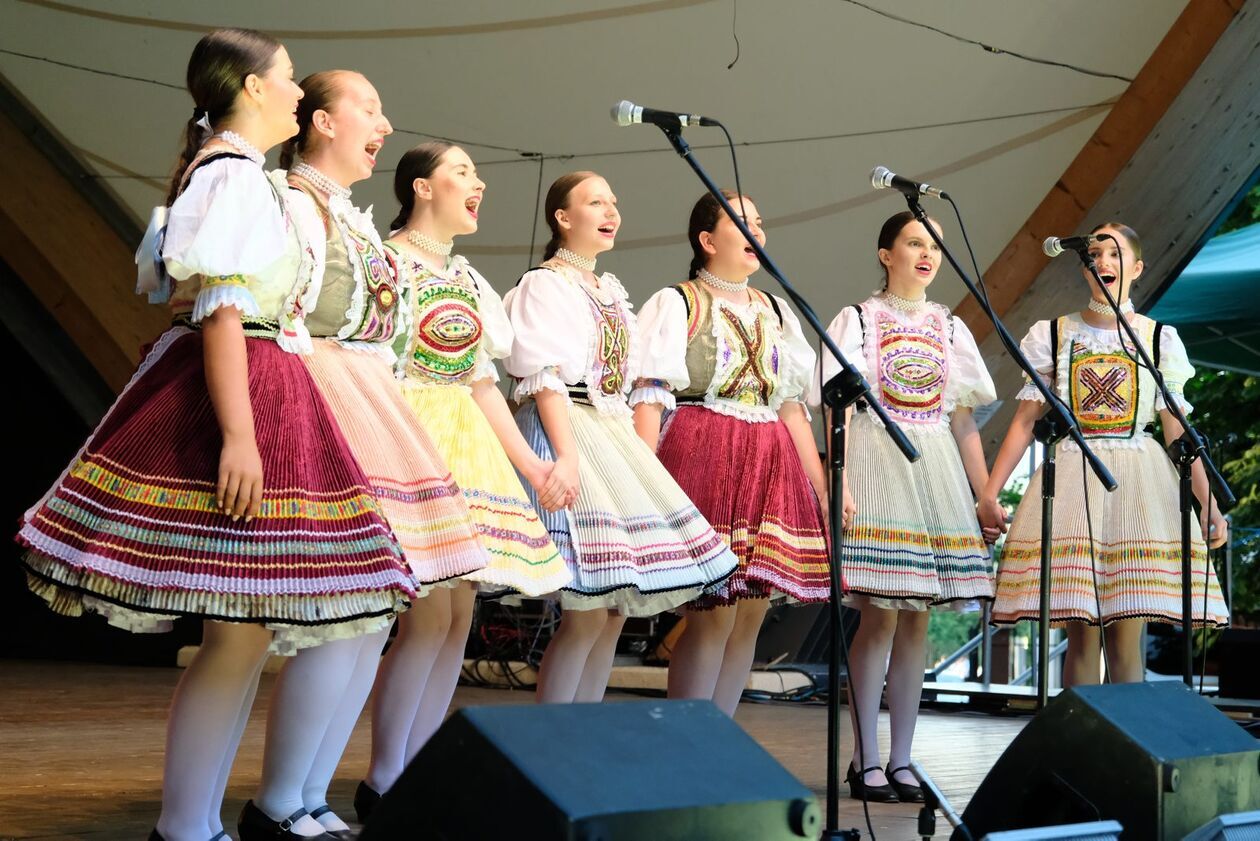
[13,27,1233,840]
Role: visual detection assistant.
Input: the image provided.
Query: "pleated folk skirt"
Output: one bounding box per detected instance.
[302,341,489,588]
[18,328,417,652]
[992,436,1228,626]
[513,400,737,616]
[656,405,829,607]
[400,381,571,597]
[842,410,994,608]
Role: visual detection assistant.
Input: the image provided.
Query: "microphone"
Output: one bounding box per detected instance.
[870,165,948,200]
[1042,234,1105,257]
[610,100,716,129]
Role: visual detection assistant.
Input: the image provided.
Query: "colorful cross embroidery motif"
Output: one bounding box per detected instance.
[875,311,947,424]
[345,227,399,343]
[716,306,777,406]
[594,299,629,397]
[408,261,483,385]
[1069,342,1137,438]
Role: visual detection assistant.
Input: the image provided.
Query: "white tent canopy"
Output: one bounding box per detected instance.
[1,0,1189,321]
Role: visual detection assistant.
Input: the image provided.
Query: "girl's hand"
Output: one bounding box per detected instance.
[977,496,1008,542]
[841,482,857,531]
[1202,508,1229,550]
[538,454,580,511]
[218,434,264,521]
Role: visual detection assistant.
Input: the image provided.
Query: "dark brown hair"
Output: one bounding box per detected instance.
[279,70,356,170]
[389,141,457,232]
[1090,221,1143,260]
[876,211,939,287]
[686,189,753,279]
[166,28,282,204]
[542,171,599,261]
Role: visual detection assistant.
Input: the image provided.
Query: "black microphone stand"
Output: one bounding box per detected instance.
[649,123,921,840]
[899,194,1118,708]
[1068,242,1236,686]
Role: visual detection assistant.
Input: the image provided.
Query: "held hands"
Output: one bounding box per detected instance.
[537,453,580,512]
[1202,508,1229,550]
[976,496,1008,546]
[217,433,264,522]
[841,482,857,531]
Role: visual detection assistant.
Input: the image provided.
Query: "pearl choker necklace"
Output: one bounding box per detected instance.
[406,229,454,257]
[881,289,927,312]
[555,248,596,273]
[1087,298,1134,315]
[698,268,749,293]
[290,162,351,200]
[216,130,265,165]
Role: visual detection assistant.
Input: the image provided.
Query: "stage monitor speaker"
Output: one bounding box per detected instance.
[955,682,1260,841]
[981,820,1123,840]
[1184,810,1260,840]
[360,699,820,841]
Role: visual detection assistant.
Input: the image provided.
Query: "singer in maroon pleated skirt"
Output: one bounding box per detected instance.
[18,327,417,651]
[656,405,830,607]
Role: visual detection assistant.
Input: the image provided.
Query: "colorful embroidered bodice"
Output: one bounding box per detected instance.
[675,281,782,408]
[389,245,485,386]
[294,183,401,344]
[870,305,949,425]
[585,289,630,398]
[1060,317,1158,440]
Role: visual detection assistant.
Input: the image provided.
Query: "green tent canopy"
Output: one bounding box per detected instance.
[1147,222,1260,375]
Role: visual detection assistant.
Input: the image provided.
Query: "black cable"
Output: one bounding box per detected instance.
[0,46,184,88]
[709,119,749,227]
[945,195,992,310]
[725,0,740,70]
[836,0,1134,83]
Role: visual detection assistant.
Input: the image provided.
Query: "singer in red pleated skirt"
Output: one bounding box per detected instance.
[18,327,417,652]
[656,405,830,607]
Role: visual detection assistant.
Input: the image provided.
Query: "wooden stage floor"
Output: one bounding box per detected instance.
[1,660,1027,840]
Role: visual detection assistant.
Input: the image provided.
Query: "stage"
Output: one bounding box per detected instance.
[0,659,1027,840]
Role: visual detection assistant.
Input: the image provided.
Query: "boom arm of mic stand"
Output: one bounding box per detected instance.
[1075,249,1236,512]
[902,197,1118,492]
[655,124,920,463]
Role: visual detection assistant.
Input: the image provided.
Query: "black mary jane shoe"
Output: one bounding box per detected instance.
[353,781,381,825]
[237,800,336,841]
[885,764,926,803]
[308,805,357,840]
[845,764,899,803]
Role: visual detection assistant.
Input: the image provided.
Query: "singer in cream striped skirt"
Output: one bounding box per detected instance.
[979,222,1229,689]
[501,172,737,704]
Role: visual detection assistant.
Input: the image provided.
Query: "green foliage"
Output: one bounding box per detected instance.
[1182,370,1260,619]
[1217,182,1260,235]
[927,610,980,669]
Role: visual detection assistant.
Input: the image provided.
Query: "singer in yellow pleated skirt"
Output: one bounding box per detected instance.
[389,244,571,597]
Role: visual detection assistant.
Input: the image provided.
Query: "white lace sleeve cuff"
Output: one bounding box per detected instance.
[190,281,261,323]
[1155,391,1193,416]
[513,368,569,402]
[472,354,501,384]
[1016,380,1048,403]
[628,385,676,410]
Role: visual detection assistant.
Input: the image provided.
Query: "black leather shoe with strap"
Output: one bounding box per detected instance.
[845,763,899,803]
[885,764,926,803]
[237,800,336,841]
